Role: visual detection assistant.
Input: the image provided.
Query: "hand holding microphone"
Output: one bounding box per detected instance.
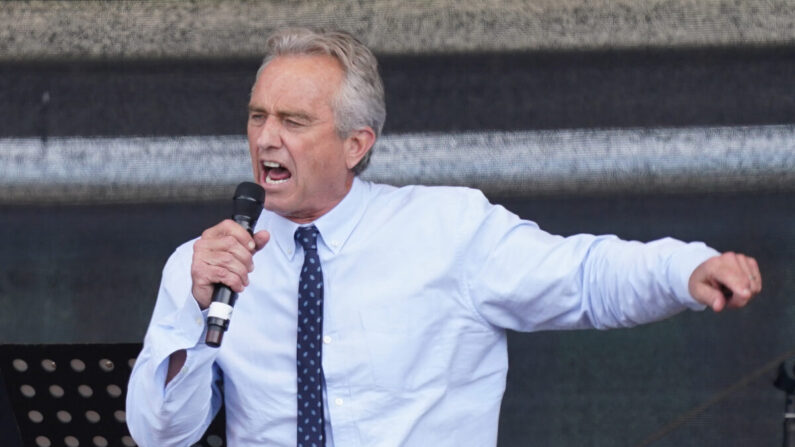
[190,182,268,347]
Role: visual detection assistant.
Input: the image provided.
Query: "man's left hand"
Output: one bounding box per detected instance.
[689,252,762,312]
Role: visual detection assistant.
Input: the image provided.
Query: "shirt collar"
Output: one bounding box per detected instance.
[257,177,369,260]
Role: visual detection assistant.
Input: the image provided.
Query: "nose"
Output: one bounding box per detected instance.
[256,115,282,150]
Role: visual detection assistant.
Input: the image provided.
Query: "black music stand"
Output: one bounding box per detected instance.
[775,358,795,447]
[0,344,225,447]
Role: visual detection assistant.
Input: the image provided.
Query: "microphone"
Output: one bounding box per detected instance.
[205,181,265,348]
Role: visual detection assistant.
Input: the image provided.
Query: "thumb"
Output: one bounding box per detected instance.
[253,230,271,251]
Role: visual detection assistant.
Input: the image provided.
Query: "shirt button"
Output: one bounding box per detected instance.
[331,240,340,247]
[334,398,344,406]
[195,318,203,326]
[323,335,332,344]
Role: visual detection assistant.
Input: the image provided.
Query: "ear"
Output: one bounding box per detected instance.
[343,127,376,170]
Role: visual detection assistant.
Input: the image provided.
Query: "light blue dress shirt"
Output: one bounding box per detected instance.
[126,178,716,446]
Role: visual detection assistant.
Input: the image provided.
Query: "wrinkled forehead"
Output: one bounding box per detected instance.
[250,54,345,113]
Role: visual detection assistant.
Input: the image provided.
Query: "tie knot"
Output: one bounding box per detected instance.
[294,225,319,252]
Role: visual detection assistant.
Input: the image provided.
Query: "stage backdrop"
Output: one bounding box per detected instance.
[1,1,794,445]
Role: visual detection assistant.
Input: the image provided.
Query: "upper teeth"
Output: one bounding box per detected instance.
[263,161,281,168]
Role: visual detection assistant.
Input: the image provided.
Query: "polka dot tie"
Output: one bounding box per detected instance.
[294,225,326,447]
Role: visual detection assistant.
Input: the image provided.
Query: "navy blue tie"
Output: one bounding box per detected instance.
[294,225,325,447]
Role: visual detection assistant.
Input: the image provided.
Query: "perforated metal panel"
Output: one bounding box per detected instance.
[0,344,226,447]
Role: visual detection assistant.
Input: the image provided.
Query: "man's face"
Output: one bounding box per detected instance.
[247,54,358,223]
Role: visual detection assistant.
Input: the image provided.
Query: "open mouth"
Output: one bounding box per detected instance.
[262,161,292,185]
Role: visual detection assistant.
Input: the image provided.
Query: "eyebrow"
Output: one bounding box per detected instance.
[247,105,314,123]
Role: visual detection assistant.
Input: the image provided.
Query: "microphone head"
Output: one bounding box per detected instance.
[234,181,265,203]
[233,181,265,227]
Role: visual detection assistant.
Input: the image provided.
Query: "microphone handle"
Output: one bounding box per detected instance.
[205,217,255,347]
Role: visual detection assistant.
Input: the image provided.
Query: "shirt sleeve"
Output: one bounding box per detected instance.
[126,241,224,447]
[461,191,719,331]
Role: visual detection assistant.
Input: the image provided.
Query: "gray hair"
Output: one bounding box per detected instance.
[255,28,386,175]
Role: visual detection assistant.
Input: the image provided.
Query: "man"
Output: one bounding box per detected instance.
[126,28,762,446]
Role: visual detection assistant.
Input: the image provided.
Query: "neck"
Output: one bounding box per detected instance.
[285,175,355,224]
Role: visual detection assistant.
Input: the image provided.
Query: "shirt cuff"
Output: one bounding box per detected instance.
[150,292,217,376]
[668,242,720,310]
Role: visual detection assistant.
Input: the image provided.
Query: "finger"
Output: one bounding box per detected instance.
[726,254,754,308]
[204,264,248,292]
[749,257,762,293]
[192,239,252,283]
[191,256,250,307]
[718,252,752,295]
[217,235,256,270]
[206,250,253,280]
[191,263,246,308]
[713,254,752,308]
[202,219,257,252]
[735,252,752,275]
[695,281,727,312]
[740,255,762,294]
[196,234,255,271]
[192,262,248,294]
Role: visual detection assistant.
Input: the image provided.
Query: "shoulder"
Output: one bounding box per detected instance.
[359,181,517,236]
[161,237,198,278]
[364,181,493,215]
